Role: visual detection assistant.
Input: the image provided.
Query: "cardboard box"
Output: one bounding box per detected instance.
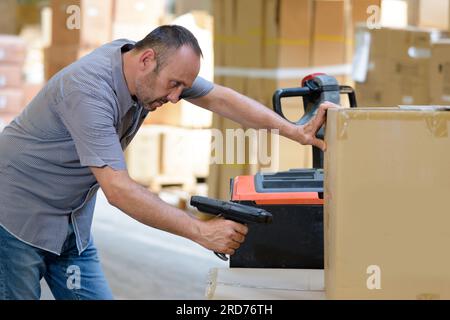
[325,107,450,299]
[112,0,166,40]
[175,0,211,16]
[429,39,450,104]
[125,125,163,186]
[0,36,27,65]
[44,45,83,80]
[144,101,212,128]
[0,89,24,114]
[0,65,24,89]
[312,0,352,66]
[265,0,313,69]
[355,81,385,107]
[0,0,17,35]
[160,127,211,178]
[351,0,382,26]
[214,0,313,69]
[354,26,442,106]
[420,0,448,30]
[51,0,113,47]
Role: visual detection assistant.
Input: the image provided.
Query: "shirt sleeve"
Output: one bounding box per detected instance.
[180,76,214,99]
[55,92,126,171]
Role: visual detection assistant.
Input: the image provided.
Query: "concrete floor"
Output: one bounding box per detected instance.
[41,190,227,300]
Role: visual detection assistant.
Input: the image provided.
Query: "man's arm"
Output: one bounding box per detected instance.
[90,165,248,256]
[187,84,336,151]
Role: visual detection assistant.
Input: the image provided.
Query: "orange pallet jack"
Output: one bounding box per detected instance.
[229,73,357,268]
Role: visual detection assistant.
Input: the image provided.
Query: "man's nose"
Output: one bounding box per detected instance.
[167,86,183,104]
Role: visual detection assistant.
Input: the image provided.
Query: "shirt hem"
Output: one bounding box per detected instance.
[0,222,61,256]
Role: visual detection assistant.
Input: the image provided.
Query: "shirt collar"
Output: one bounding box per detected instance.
[111,43,136,118]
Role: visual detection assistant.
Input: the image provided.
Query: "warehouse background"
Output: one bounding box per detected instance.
[0,0,449,299]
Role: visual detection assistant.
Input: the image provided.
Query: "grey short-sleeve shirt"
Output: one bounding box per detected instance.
[0,39,213,255]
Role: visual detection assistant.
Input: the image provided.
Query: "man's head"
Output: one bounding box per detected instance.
[124,25,202,111]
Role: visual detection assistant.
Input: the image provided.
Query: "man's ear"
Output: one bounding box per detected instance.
[138,48,157,71]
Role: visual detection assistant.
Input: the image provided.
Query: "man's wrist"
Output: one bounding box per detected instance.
[289,123,306,145]
[186,214,204,244]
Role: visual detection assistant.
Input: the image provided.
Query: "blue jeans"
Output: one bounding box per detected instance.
[0,223,113,300]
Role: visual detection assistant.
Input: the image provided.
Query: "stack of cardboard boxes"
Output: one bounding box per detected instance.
[45,0,168,80]
[0,0,18,35]
[126,10,213,191]
[408,0,449,31]
[354,26,444,107]
[45,0,114,80]
[0,35,26,132]
[126,125,211,192]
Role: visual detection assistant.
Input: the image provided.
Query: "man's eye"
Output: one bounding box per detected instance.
[170,81,180,88]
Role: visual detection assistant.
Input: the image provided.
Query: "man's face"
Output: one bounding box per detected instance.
[135,45,200,111]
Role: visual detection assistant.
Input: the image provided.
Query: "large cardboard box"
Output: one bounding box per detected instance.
[263,0,313,70]
[125,125,163,186]
[51,0,113,47]
[112,0,167,40]
[430,39,450,105]
[160,127,211,178]
[408,0,449,31]
[324,107,450,299]
[0,0,17,35]
[351,0,382,26]
[175,0,211,16]
[44,45,84,80]
[144,100,212,128]
[354,26,442,106]
[214,0,313,71]
[312,0,352,66]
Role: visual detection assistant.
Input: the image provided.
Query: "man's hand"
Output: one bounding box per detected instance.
[194,217,248,256]
[296,102,340,151]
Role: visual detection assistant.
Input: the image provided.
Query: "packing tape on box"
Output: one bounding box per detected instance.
[425,113,449,138]
[264,38,310,47]
[336,109,449,140]
[315,34,353,46]
[214,64,352,79]
[215,35,311,47]
[215,34,350,45]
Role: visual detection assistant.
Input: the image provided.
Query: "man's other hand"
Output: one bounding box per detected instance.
[297,102,340,151]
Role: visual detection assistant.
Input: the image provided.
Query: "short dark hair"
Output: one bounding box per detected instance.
[135,25,203,72]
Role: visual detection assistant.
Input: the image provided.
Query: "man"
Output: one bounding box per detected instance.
[0,25,334,300]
